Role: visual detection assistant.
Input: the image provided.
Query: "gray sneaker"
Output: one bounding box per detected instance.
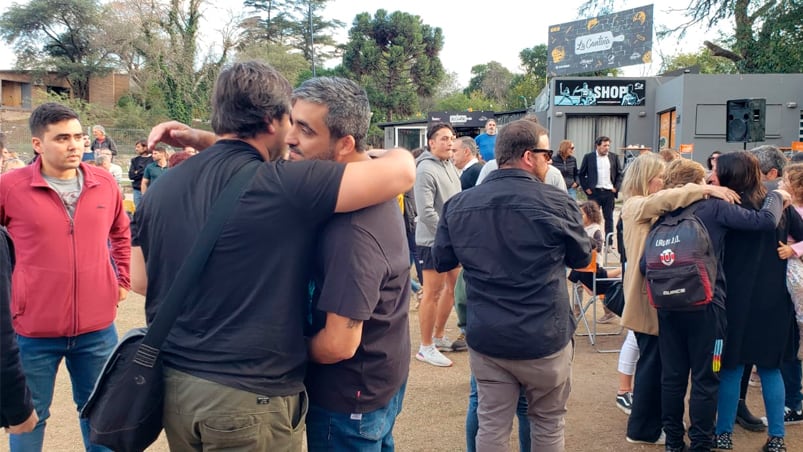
[451,333,468,351]
[433,336,454,352]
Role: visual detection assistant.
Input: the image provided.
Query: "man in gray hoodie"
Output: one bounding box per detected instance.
[414,122,463,367]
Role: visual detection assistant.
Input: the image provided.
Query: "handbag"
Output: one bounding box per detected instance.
[602,280,625,317]
[80,161,260,452]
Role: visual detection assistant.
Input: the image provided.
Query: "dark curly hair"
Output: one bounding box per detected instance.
[579,200,602,225]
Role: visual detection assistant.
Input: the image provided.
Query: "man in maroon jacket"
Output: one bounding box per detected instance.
[0,102,130,452]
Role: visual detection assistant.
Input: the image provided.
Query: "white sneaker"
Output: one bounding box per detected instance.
[416,345,453,367]
[433,336,454,352]
[626,430,666,445]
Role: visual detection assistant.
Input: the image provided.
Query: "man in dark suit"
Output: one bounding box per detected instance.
[579,136,623,244]
[452,137,484,190]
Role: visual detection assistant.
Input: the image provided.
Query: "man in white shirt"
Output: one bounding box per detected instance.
[578,136,623,243]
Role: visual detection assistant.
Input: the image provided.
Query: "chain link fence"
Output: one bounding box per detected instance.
[2,125,174,173]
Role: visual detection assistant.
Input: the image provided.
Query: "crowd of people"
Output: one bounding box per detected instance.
[2,59,803,452]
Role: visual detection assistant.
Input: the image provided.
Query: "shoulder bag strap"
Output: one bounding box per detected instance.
[134,160,261,368]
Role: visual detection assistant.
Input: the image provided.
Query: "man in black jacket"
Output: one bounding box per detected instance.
[0,227,38,434]
[129,139,153,208]
[452,137,484,190]
[433,119,591,451]
[579,136,623,244]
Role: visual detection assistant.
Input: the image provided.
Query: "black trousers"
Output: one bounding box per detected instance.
[627,332,663,442]
[658,304,726,451]
[589,188,616,242]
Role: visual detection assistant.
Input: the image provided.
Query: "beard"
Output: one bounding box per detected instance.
[287,145,336,162]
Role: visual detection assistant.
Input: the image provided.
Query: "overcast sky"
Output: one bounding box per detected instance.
[0,1,725,88]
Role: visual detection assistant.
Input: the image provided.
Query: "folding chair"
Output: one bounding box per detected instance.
[572,249,623,353]
[601,232,618,267]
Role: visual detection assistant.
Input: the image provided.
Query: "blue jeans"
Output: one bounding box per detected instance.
[9,325,117,452]
[132,189,143,209]
[306,383,406,451]
[717,365,786,438]
[467,374,530,452]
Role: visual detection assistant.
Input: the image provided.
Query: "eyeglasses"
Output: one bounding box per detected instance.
[526,148,553,160]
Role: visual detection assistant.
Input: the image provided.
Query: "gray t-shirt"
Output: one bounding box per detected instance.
[43,170,84,218]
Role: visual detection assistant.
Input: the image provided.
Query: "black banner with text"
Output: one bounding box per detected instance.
[554,79,646,106]
[548,4,653,76]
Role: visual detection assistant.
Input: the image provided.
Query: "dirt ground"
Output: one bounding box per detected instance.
[7,287,803,451]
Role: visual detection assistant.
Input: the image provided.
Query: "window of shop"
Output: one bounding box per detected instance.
[566,115,626,161]
[395,127,427,151]
[659,109,677,150]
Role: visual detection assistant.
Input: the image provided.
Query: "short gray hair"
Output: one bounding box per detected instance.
[96,155,111,165]
[92,125,106,134]
[292,77,371,152]
[457,136,478,156]
[750,145,787,176]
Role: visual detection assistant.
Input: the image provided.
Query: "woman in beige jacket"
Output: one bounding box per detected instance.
[618,154,739,444]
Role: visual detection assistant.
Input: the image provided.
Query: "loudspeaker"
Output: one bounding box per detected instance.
[726,98,766,142]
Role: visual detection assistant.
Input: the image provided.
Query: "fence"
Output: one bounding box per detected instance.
[1,124,187,178]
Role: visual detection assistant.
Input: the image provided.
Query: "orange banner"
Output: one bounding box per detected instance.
[679,144,694,154]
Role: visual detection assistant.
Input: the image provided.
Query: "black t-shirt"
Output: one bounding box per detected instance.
[131,140,344,396]
[306,199,411,413]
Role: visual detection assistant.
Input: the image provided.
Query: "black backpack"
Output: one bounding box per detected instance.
[643,202,718,311]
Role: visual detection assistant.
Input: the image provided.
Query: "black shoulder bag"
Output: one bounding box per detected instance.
[80,161,260,452]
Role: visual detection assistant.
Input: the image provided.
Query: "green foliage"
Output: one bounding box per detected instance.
[236,42,311,85]
[506,74,544,109]
[435,91,495,112]
[342,9,445,122]
[747,1,803,73]
[240,0,344,65]
[660,47,738,74]
[295,65,346,86]
[464,61,514,106]
[519,45,548,76]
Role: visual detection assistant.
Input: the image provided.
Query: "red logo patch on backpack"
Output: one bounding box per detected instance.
[643,202,717,310]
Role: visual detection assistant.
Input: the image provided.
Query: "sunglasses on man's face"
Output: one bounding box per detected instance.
[526,148,553,160]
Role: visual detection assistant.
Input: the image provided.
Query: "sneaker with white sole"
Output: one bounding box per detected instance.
[616,392,633,415]
[416,345,453,367]
[760,406,803,426]
[626,430,666,445]
[433,336,454,352]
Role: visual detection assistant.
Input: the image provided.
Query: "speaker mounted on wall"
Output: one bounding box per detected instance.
[726,98,766,143]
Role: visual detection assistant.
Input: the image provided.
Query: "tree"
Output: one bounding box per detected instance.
[342,9,445,122]
[235,42,310,85]
[434,91,495,112]
[294,0,345,65]
[464,61,514,107]
[519,45,549,77]
[240,0,298,45]
[108,0,233,124]
[506,74,543,110]
[660,47,738,74]
[0,0,113,100]
[579,0,803,73]
[240,0,344,68]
